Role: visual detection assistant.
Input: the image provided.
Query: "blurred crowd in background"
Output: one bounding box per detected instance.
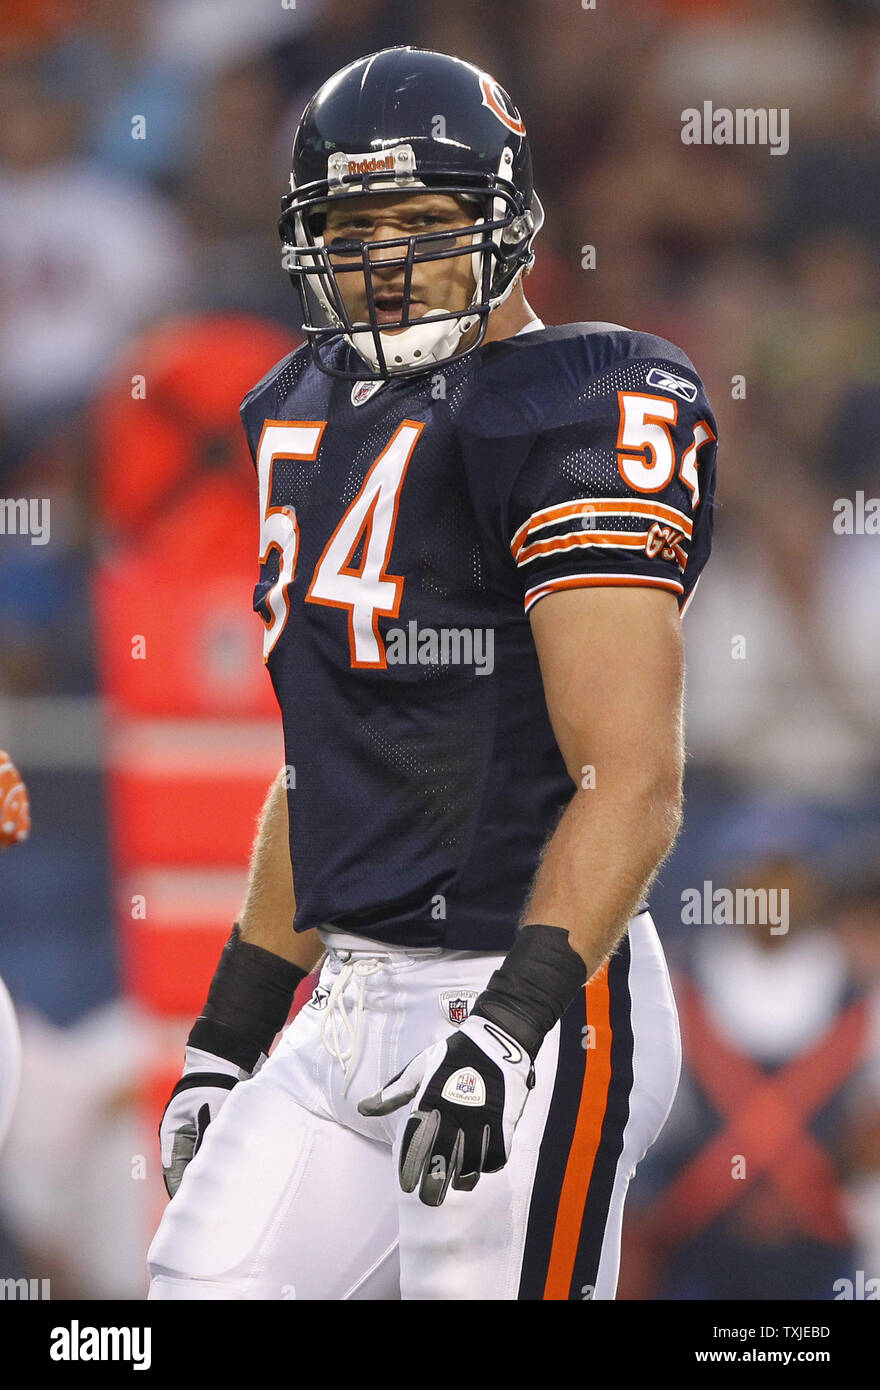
[0,0,879,1301]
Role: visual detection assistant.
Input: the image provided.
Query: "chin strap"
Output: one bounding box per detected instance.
[346,304,480,374]
[347,263,528,376]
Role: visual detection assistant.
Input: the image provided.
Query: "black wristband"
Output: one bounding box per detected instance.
[187,925,308,1073]
[471,923,587,1062]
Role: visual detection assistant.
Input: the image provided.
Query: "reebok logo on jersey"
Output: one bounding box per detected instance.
[439,990,478,1025]
[441,1068,486,1106]
[646,367,698,402]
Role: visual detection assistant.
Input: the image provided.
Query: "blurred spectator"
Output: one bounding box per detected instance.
[178,56,299,320]
[621,805,879,1300]
[0,57,190,435]
[151,0,310,81]
[47,0,196,188]
[828,852,880,1289]
[653,0,854,135]
[682,470,880,798]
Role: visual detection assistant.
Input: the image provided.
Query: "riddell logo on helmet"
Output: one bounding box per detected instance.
[347,154,395,176]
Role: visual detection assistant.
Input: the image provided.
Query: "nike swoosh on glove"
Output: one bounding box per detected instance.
[159,1046,257,1198]
[357,1014,535,1207]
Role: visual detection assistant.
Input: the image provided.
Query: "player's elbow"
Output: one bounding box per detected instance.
[650,773,684,862]
[578,753,684,866]
[637,759,684,867]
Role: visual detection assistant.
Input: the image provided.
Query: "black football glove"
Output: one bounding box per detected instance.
[159,925,309,1199]
[358,1014,535,1206]
[159,1046,255,1198]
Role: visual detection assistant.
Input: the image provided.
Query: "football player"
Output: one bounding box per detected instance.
[150,46,717,1300]
[0,752,28,1149]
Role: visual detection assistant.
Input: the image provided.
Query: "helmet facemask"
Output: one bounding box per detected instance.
[279,145,543,381]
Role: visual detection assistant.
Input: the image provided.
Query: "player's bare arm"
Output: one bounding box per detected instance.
[159,769,322,1197]
[237,766,323,971]
[523,585,685,978]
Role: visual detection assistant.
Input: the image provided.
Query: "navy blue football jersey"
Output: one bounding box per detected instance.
[239,323,717,950]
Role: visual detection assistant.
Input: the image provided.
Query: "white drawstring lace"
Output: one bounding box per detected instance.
[319,955,384,1094]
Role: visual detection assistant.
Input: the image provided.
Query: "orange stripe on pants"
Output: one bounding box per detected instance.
[542,965,613,1300]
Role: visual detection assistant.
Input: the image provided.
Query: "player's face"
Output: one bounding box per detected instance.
[322,192,478,334]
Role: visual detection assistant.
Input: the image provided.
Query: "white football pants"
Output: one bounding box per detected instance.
[148,911,680,1300]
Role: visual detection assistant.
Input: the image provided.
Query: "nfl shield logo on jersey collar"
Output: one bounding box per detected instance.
[351,379,387,407]
[439,990,478,1025]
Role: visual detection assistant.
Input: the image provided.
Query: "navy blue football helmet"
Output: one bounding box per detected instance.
[279,47,544,380]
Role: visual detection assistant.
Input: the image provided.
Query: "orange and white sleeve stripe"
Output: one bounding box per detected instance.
[523,572,685,614]
[510,498,693,566]
[511,498,691,614]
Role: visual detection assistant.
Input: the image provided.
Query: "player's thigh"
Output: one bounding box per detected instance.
[148,1072,400,1300]
[396,914,679,1301]
[392,1025,554,1301]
